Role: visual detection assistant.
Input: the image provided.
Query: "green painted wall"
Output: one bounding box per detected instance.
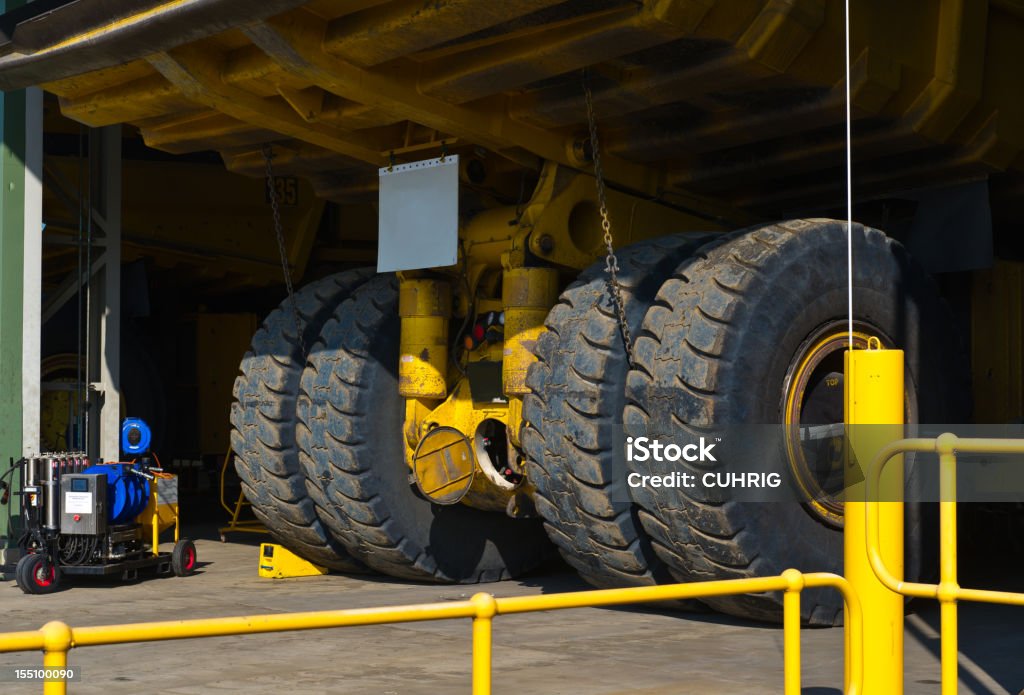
[0,0,26,547]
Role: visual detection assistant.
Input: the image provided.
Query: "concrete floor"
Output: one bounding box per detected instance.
[1,528,1021,694]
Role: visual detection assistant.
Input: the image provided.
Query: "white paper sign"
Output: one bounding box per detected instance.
[64,491,93,514]
[378,155,459,272]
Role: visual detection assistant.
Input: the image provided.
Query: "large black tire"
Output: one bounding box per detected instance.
[521,234,715,588]
[624,219,968,625]
[297,274,551,582]
[230,269,372,572]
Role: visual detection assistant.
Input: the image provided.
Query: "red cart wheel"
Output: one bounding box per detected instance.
[15,554,61,594]
[171,539,197,576]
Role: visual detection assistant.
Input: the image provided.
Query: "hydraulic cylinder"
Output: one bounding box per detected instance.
[501,267,559,396]
[399,278,451,399]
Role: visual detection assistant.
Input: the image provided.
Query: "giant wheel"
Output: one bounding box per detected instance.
[230,269,372,572]
[624,219,968,624]
[522,234,714,589]
[297,274,551,583]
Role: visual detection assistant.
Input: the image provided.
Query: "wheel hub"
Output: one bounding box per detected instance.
[783,324,879,527]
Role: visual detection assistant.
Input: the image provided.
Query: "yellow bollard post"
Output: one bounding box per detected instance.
[844,340,903,694]
[935,434,960,695]
[781,569,803,695]
[40,621,72,695]
[470,593,496,695]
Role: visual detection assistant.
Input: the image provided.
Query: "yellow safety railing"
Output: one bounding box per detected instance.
[0,569,863,695]
[865,434,1024,695]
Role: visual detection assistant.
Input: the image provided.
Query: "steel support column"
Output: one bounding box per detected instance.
[87,126,121,463]
[0,0,42,560]
[22,87,42,458]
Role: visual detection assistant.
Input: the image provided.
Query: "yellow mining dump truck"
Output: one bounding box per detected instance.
[5,0,1023,625]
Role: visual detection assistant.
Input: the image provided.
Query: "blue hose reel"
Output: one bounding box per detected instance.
[81,462,149,524]
[121,418,152,456]
[82,418,155,525]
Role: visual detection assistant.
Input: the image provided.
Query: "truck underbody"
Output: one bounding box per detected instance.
[3,0,1023,624]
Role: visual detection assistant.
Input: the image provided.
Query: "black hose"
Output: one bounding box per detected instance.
[2,458,26,548]
[0,457,25,485]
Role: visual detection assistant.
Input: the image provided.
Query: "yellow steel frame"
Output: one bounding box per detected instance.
[217,448,266,541]
[398,165,717,509]
[0,570,862,695]
[139,472,180,555]
[864,434,1024,695]
[35,0,1024,218]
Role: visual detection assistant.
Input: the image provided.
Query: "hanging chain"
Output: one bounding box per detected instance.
[583,75,634,365]
[262,144,306,356]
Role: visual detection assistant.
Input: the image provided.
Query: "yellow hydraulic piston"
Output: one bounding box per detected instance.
[399,278,451,399]
[501,267,559,396]
[844,339,903,694]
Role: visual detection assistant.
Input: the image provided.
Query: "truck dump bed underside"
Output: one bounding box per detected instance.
[2,0,1023,221]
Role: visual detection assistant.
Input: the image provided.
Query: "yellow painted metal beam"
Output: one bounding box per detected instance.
[146,43,387,165]
[664,48,901,184]
[244,11,569,162]
[24,0,1024,222]
[242,8,748,212]
[32,1,210,56]
[58,72,193,126]
[137,110,276,154]
[221,140,354,176]
[734,139,997,210]
[417,0,714,103]
[906,0,986,142]
[276,85,326,122]
[324,0,565,67]
[512,50,762,130]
